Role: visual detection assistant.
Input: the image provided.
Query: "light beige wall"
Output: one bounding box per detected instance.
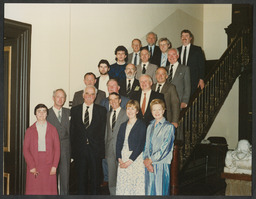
[5,3,205,124]
[5,4,235,147]
[203,4,232,60]
[202,4,238,149]
[5,4,71,124]
[205,79,239,149]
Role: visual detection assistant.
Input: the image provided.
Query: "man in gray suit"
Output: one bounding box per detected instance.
[136,48,158,83]
[166,48,191,109]
[127,38,142,66]
[105,92,128,195]
[47,88,70,195]
[72,72,106,107]
[152,67,180,128]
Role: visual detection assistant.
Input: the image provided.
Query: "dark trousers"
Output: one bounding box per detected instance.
[76,147,101,195]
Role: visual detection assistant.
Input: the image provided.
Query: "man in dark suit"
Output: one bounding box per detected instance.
[141,31,161,67]
[152,67,180,128]
[100,79,129,111]
[177,29,205,95]
[166,48,191,109]
[119,63,141,98]
[158,37,172,67]
[72,72,106,106]
[105,92,128,195]
[130,74,165,126]
[127,38,142,66]
[47,88,70,195]
[136,48,158,83]
[95,59,110,96]
[70,85,107,195]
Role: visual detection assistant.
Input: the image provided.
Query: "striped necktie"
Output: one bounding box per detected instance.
[168,65,174,82]
[84,106,90,129]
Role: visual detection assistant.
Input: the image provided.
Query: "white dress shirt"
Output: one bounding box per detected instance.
[52,106,62,118]
[141,62,149,71]
[181,43,191,65]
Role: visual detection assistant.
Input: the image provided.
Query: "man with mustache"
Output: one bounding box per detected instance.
[177,29,205,95]
[119,63,141,98]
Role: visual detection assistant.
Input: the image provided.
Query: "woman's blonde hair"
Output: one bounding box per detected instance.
[150,99,166,111]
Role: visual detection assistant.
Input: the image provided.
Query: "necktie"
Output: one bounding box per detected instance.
[58,110,61,123]
[84,106,90,129]
[112,110,116,131]
[156,84,162,93]
[142,64,146,74]
[134,53,137,65]
[141,93,146,115]
[161,54,166,67]
[149,46,152,57]
[183,46,187,65]
[168,65,174,82]
[127,79,131,94]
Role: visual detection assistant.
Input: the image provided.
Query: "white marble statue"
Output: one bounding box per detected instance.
[224,139,252,175]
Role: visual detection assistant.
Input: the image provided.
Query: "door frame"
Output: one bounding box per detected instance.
[2,18,31,195]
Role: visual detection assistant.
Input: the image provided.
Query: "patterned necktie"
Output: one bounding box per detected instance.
[161,54,166,67]
[141,93,146,115]
[142,64,146,74]
[183,46,187,65]
[134,53,137,65]
[112,110,116,131]
[58,110,61,123]
[84,106,90,129]
[168,65,174,82]
[156,84,162,93]
[127,79,131,94]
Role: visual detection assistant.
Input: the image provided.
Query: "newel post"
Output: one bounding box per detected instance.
[171,141,180,195]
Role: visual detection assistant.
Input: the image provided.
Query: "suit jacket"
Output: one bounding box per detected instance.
[47,107,70,195]
[119,78,141,98]
[127,52,141,65]
[141,45,161,67]
[130,90,165,126]
[100,95,130,112]
[178,44,205,94]
[116,119,146,161]
[152,82,180,123]
[105,108,128,158]
[136,63,158,83]
[72,89,106,107]
[167,64,191,104]
[70,104,107,160]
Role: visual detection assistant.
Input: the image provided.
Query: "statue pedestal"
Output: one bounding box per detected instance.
[221,172,251,196]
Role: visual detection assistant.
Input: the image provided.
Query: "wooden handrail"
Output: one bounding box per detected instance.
[170,26,252,195]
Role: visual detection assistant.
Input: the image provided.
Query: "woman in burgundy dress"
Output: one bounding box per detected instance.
[23,104,60,195]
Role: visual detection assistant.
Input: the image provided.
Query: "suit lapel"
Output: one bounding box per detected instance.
[161,83,168,94]
[49,107,60,124]
[173,64,181,80]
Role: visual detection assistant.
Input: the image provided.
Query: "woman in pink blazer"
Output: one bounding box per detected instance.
[23,104,60,195]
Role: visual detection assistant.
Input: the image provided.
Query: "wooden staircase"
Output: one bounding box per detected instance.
[171,26,252,195]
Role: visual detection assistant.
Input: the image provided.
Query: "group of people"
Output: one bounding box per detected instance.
[23,29,205,195]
